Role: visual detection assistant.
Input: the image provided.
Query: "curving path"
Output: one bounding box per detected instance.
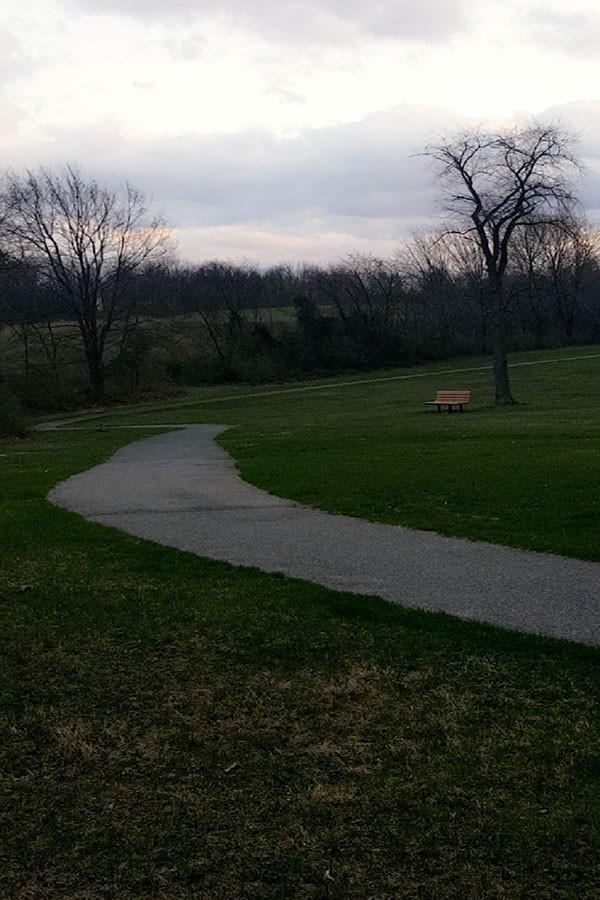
[49,425,600,645]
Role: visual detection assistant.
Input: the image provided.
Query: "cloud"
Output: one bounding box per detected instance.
[527,7,600,57]
[264,80,306,106]
[68,0,467,45]
[11,100,600,266]
[537,100,600,217]
[0,26,35,82]
[35,105,447,214]
[175,223,404,265]
[4,103,456,262]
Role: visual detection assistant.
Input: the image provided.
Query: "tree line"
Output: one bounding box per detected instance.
[1,124,597,432]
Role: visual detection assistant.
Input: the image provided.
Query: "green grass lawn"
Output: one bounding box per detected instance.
[2,346,600,898]
[91,344,600,561]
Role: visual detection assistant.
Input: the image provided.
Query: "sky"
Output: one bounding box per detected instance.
[2,0,600,264]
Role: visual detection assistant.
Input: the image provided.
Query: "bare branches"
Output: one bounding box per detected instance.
[425,125,580,279]
[424,123,581,404]
[0,165,172,397]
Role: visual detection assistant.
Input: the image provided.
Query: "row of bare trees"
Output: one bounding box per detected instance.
[0,125,597,411]
[130,229,599,384]
[2,221,599,406]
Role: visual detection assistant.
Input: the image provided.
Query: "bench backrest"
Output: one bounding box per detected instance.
[434,390,471,403]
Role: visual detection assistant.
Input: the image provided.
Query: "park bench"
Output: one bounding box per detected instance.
[427,390,471,413]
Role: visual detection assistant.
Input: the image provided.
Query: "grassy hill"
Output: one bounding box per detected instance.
[91,344,600,560]
[2,346,600,898]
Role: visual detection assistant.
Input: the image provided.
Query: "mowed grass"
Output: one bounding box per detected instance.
[92,345,600,561]
[2,347,600,898]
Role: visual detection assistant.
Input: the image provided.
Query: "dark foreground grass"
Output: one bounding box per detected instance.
[3,421,600,898]
[89,346,600,562]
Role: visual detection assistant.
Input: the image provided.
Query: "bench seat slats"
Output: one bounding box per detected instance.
[430,392,470,399]
[426,390,471,410]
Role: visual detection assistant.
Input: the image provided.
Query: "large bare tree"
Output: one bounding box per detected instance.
[426,125,580,404]
[1,165,170,399]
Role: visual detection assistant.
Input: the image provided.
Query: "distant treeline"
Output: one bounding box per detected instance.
[2,222,599,416]
[0,166,599,429]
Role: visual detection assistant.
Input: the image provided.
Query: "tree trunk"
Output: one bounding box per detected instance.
[22,327,31,400]
[85,348,104,402]
[488,280,516,406]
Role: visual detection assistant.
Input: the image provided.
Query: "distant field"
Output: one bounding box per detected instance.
[3,345,600,898]
[90,344,600,561]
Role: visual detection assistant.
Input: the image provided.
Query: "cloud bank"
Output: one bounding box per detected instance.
[70,0,467,44]
[13,104,455,263]
[527,7,600,57]
[6,98,600,265]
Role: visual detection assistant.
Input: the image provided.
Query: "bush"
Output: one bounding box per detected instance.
[0,382,30,437]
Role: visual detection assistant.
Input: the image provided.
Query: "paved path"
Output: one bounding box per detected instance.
[49,425,600,645]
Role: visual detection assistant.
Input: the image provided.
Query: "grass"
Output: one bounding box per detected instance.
[91,344,600,561]
[2,346,600,897]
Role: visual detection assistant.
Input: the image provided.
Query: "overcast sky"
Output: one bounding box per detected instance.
[2,0,600,264]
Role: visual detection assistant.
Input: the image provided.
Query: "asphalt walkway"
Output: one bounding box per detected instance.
[49,425,600,644]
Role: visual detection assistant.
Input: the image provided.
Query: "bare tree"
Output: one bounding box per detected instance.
[403,234,471,355]
[1,165,171,399]
[538,220,597,344]
[426,125,580,403]
[179,261,264,379]
[317,254,405,362]
[510,221,551,348]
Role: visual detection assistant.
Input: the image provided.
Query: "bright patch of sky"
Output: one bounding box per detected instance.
[1,0,600,262]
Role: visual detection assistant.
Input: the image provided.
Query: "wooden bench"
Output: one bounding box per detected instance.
[427,390,471,413]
